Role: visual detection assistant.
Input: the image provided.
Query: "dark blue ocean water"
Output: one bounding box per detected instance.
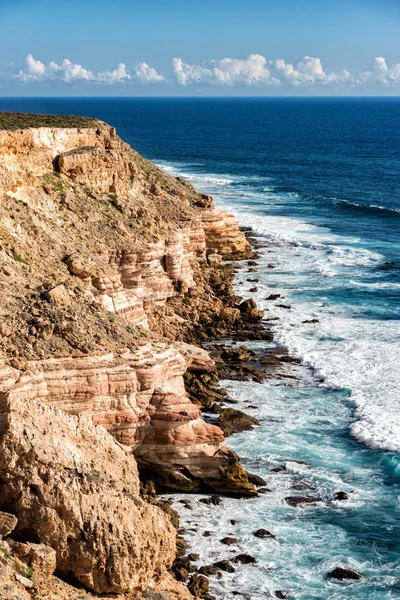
[1,97,400,598]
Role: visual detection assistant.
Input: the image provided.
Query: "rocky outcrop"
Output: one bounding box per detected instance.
[0,340,255,497]
[0,113,258,597]
[0,395,180,595]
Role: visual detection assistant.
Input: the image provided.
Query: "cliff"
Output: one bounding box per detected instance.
[0,112,255,598]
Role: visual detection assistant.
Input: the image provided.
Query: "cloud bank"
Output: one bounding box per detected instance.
[11,54,400,88]
[13,54,163,84]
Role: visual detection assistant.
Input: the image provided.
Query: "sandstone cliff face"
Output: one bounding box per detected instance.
[0,113,255,597]
[0,395,179,595]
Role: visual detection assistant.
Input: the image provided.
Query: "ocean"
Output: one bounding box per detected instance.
[2,96,400,598]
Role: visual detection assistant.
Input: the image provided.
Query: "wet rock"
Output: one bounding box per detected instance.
[233,554,257,564]
[203,531,213,537]
[211,495,222,505]
[221,537,238,546]
[199,498,212,505]
[216,408,260,437]
[174,567,189,582]
[302,318,319,324]
[275,591,290,599]
[267,264,276,269]
[188,553,200,562]
[176,537,188,557]
[334,491,350,501]
[237,299,264,323]
[221,346,251,361]
[230,519,238,525]
[198,565,220,576]
[271,466,286,473]
[213,560,235,573]
[327,567,362,581]
[172,556,195,575]
[285,496,324,507]
[267,294,281,300]
[276,304,291,310]
[292,481,314,491]
[249,287,258,292]
[187,574,210,598]
[245,472,267,487]
[258,487,272,494]
[253,529,276,540]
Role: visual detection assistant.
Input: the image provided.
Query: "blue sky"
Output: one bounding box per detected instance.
[1,0,400,96]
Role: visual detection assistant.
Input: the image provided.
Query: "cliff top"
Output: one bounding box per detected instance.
[0,111,97,130]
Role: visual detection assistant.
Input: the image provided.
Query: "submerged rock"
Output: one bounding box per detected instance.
[198,565,221,576]
[285,496,324,507]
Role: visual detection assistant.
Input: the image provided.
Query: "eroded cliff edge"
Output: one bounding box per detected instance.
[0,113,257,599]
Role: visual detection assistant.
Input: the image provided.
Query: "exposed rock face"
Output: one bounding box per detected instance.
[0,395,178,594]
[0,113,257,596]
[0,341,255,496]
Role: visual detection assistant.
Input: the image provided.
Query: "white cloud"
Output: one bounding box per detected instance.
[13,55,162,85]
[173,54,280,86]
[11,54,400,89]
[272,56,351,86]
[97,63,131,84]
[134,62,165,83]
[173,54,352,87]
[358,57,400,85]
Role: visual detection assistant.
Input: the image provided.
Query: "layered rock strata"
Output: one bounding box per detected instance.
[0,395,193,598]
[0,112,257,597]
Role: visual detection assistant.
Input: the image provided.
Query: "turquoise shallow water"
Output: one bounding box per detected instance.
[169,255,400,599]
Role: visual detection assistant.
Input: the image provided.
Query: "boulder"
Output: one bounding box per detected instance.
[327,567,362,581]
[233,554,257,564]
[213,560,235,573]
[253,529,276,540]
[0,511,17,537]
[221,537,238,546]
[334,491,350,501]
[246,472,267,487]
[44,284,71,306]
[284,496,323,507]
[216,409,260,437]
[187,574,210,598]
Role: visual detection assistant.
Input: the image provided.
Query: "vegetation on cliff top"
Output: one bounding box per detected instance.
[0,111,97,130]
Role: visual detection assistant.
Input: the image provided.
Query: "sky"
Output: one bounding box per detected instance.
[1,0,400,96]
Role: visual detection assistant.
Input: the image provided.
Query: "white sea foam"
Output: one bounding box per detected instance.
[160,161,400,452]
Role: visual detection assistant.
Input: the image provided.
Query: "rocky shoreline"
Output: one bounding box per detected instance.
[0,114,280,600]
[163,226,305,599]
